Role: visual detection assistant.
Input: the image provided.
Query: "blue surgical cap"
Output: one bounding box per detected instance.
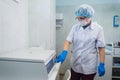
[75,4,95,18]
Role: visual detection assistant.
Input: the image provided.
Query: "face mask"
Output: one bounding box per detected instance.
[79,20,87,26]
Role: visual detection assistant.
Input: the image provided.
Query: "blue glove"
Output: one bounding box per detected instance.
[98,62,105,77]
[55,50,68,63]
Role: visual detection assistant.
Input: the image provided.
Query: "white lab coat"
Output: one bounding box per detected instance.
[66,22,105,74]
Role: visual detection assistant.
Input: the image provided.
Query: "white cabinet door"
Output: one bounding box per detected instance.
[94,55,112,80]
[28,0,56,50]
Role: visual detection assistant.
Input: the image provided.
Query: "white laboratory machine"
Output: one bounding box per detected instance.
[0,47,61,80]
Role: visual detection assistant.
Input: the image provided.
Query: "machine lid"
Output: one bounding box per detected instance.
[0,48,55,63]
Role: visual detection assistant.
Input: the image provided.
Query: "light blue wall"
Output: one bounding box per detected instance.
[56,1,120,74]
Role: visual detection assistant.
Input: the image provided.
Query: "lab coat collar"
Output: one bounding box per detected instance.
[89,21,97,30]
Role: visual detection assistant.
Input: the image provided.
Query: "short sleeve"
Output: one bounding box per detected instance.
[96,28,105,48]
[66,26,76,43]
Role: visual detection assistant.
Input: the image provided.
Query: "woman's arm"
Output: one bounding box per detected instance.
[63,40,71,51]
[98,47,105,63]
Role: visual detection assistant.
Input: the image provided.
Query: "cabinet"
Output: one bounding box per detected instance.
[56,13,63,28]
[112,47,120,80]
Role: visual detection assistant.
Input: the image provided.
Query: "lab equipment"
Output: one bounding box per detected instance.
[75,4,94,18]
[112,47,120,79]
[55,50,68,63]
[98,62,105,77]
[112,68,120,76]
[114,47,120,55]
[56,13,63,28]
[118,42,120,46]
[113,15,119,27]
[113,57,120,66]
[0,48,60,80]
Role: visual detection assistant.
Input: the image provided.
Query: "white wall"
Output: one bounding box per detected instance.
[0,0,28,53]
[56,0,120,6]
[0,15,2,52]
[28,0,56,50]
[56,1,120,74]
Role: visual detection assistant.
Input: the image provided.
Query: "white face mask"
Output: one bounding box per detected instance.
[79,20,87,26]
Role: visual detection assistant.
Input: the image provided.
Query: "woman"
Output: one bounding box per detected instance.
[55,4,105,80]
